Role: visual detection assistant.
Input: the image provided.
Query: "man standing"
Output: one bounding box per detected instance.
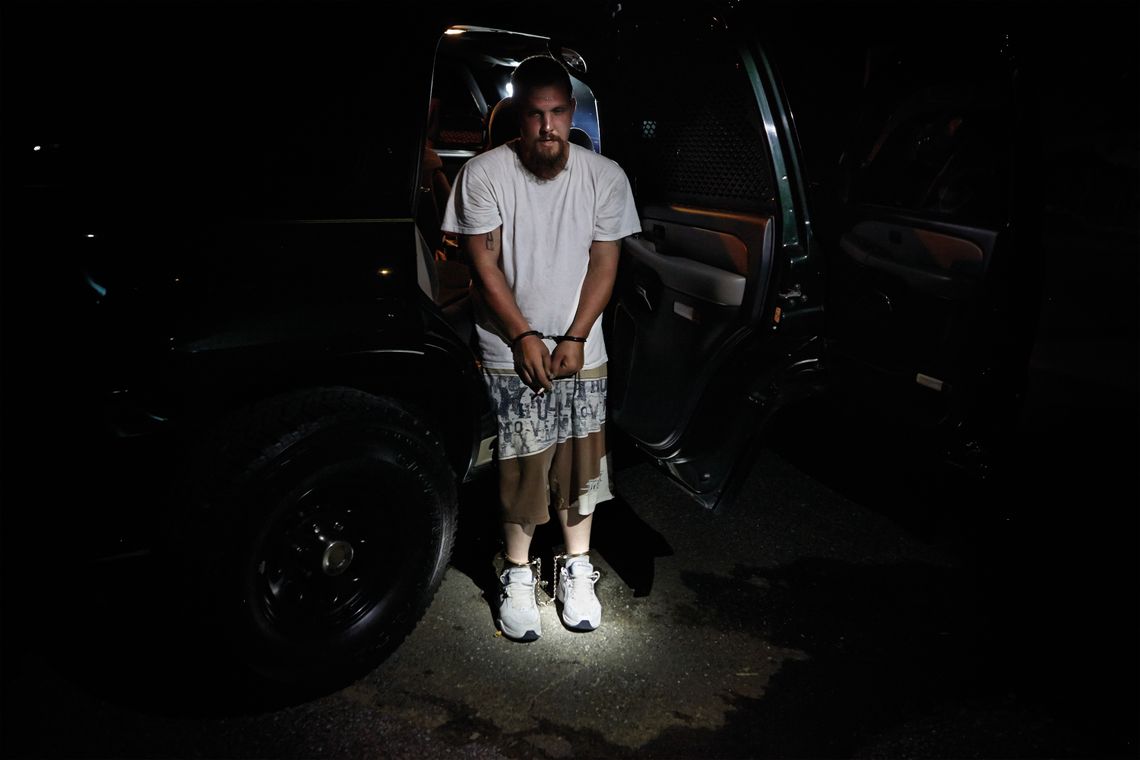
[441,55,640,641]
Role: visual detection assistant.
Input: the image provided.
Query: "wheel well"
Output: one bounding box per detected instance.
[170,347,485,480]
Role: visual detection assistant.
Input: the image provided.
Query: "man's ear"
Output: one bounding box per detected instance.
[570,97,577,115]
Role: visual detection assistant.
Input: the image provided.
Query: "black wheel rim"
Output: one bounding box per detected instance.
[245,457,428,645]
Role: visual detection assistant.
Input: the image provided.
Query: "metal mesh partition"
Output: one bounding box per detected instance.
[633,60,775,212]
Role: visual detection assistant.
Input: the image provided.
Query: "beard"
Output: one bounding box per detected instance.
[517,135,568,180]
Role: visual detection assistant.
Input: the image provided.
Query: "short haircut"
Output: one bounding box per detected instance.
[510,55,573,101]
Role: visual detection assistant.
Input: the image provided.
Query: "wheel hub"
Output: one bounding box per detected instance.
[321,539,354,576]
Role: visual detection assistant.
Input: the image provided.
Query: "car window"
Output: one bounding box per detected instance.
[847,44,1014,225]
[432,59,489,153]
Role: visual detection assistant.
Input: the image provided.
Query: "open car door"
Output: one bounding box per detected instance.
[598,18,824,508]
[819,30,1038,468]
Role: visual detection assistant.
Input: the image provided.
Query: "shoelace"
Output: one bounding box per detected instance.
[502,570,537,600]
[564,566,600,602]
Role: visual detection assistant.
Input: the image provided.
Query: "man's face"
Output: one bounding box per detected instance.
[516,84,576,180]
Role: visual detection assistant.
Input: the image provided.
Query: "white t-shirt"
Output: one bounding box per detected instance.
[441,141,641,370]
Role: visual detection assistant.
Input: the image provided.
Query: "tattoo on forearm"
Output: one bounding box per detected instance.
[485,231,495,250]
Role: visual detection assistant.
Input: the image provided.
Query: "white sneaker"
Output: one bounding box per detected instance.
[497,562,541,642]
[556,554,601,631]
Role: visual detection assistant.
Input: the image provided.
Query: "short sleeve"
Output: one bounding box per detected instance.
[593,165,641,241]
[441,162,502,236]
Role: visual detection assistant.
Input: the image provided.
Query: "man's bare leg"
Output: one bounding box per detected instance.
[498,521,541,641]
[558,509,593,555]
[503,521,536,565]
[555,508,600,630]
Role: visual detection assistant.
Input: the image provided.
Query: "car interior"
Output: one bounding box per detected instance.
[413,28,601,334]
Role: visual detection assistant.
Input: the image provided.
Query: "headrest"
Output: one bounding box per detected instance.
[568,127,594,152]
[485,97,519,151]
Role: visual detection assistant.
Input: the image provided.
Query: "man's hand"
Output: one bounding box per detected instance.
[553,239,618,381]
[550,340,585,379]
[465,226,553,393]
[513,334,553,393]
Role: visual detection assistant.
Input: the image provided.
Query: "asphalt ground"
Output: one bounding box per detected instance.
[1,370,1136,759]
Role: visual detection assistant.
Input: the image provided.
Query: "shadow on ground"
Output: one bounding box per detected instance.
[630,559,1092,758]
[757,373,1139,759]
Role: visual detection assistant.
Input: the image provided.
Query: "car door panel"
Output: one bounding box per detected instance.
[610,203,777,453]
[830,219,1003,391]
[612,213,772,451]
[610,270,744,450]
[639,204,777,314]
[624,237,747,307]
[817,34,1028,444]
[840,219,995,300]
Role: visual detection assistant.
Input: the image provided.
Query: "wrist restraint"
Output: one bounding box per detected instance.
[509,330,586,348]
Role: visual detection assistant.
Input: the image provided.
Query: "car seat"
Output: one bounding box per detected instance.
[484,96,519,151]
[568,126,594,151]
[417,96,451,257]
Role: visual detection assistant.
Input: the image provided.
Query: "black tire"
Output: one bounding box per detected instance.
[171,387,457,688]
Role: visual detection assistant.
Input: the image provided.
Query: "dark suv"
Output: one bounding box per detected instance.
[3,1,1125,687]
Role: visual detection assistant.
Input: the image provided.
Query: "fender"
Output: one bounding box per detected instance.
[101,293,491,483]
